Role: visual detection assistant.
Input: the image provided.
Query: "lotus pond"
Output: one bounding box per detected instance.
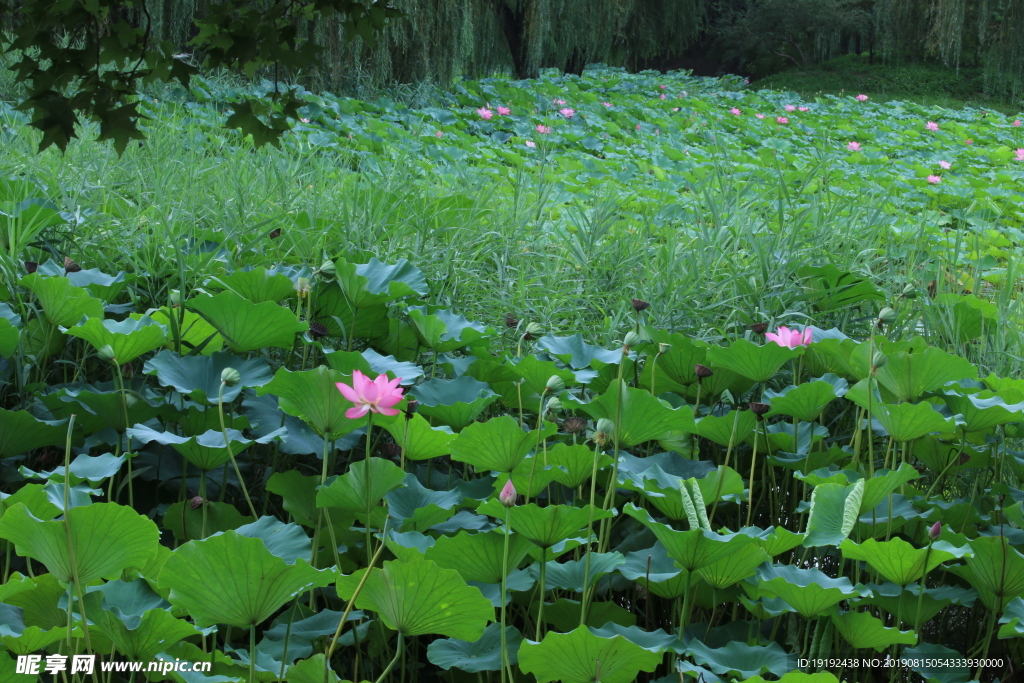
[0,67,1023,683]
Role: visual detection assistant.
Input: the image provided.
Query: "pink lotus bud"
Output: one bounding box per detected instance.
[499,480,517,507]
[928,521,941,541]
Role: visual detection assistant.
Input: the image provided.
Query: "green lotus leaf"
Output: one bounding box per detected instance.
[21,318,65,359]
[998,596,1024,638]
[408,375,498,431]
[0,623,77,655]
[947,535,1024,611]
[163,499,254,542]
[126,424,262,472]
[565,379,695,448]
[144,349,273,405]
[1,572,65,630]
[336,256,428,308]
[873,347,978,403]
[285,654,341,683]
[531,552,624,592]
[67,268,135,302]
[258,366,367,438]
[637,331,710,393]
[853,582,964,627]
[91,580,199,660]
[587,623,679,653]
[737,671,840,683]
[19,452,124,485]
[832,609,917,651]
[450,415,552,473]
[695,544,770,589]
[901,643,972,683]
[188,291,308,352]
[22,273,105,327]
[536,333,621,369]
[737,526,807,556]
[162,530,336,628]
[206,266,298,303]
[685,640,794,679]
[705,338,799,382]
[799,463,920,514]
[756,564,866,618]
[0,410,72,458]
[797,264,884,311]
[942,390,1024,432]
[425,529,533,584]
[311,280,389,340]
[548,443,613,489]
[478,499,612,549]
[764,374,848,421]
[64,316,167,364]
[803,480,864,547]
[0,318,19,357]
[338,555,492,639]
[840,537,970,586]
[619,543,683,584]
[623,503,752,571]
[408,306,493,352]
[427,623,523,672]
[696,409,756,447]
[386,473,461,532]
[538,598,637,630]
[316,457,406,514]
[235,516,313,565]
[518,625,661,683]
[375,413,456,461]
[149,307,224,355]
[0,502,159,584]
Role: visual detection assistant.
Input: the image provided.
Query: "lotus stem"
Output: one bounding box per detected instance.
[365,411,374,559]
[500,507,511,683]
[249,625,256,683]
[373,632,403,683]
[746,427,760,528]
[536,545,547,641]
[217,382,258,519]
[580,440,602,625]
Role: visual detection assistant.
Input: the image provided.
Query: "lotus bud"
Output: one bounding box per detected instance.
[545,396,563,413]
[221,367,241,387]
[928,521,941,542]
[561,416,587,433]
[877,307,896,328]
[545,375,566,394]
[901,284,917,299]
[623,330,641,351]
[594,418,615,445]
[631,298,650,312]
[658,342,671,355]
[749,402,771,419]
[190,496,204,510]
[318,259,336,277]
[694,364,713,379]
[749,322,768,334]
[499,479,517,507]
[870,350,888,371]
[169,289,182,305]
[97,345,116,363]
[24,261,37,274]
[504,313,519,328]
[63,256,82,273]
[523,322,543,340]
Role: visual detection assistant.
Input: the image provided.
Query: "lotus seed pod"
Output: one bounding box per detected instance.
[523,322,543,340]
[750,322,769,334]
[545,375,566,393]
[504,313,519,328]
[309,321,328,339]
[561,416,587,433]
[63,256,82,273]
[24,261,37,274]
[623,331,642,348]
[878,307,897,324]
[545,396,563,412]
[749,402,771,416]
[190,496,203,510]
[694,364,713,379]
[169,289,182,305]
[221,367,241,386]
[97,345,116,363]
[658,342,671,355]
[871,350,888,370]
[631,298,650,312]
[319,259,336,277]
[902,284,917,299]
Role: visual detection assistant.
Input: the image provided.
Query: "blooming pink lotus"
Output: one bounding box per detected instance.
[559,108,575,118]
[536,124,551,134]
[601,102,612,107]
[798,106,809,112]
[635,123,641,131]
[659,84,667,90]
[784,105,796,112]
[938,160,951,169]
[729,108,742,116]
[497,106,511,116]
[300,118,311,124]
[1016,148,1024,161]
[1016,120,1022,127]
[766,326,812,348]
[553,98,567,105]
[525,140,536,148]
[964,139,973,145]
[846,141,860,151]
[926,121,939,131]
[336,370,404,418]
[777,116,789,124]
[435,131,443,138]
[477,108,493,120]
[755,113,765,119]
[499,479,517,507]
[856,94,869,101]
[927,175,942,184]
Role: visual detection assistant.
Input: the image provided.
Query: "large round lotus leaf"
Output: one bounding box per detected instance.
[705,338,799,382]
[839,537,970,586]
[802,480,864,547]
[755,564,865,618]
[0,410,72,458]
[285,654,341,683]
[684,640,794,679]
[258,366,367,438]
[163,500,254,542]
[831,610,917,651]
[316,457,405,514]
[235,516,313,565]
[144,349,272,405]
[536,598,636,631]
[478,499,613,549]
[738,526,806,557]
[695,545,770,589]
[148,307,223,355]
[427,622,523,672]
[450,415,550,473]
[998,597,1024,638]
[744,671,840,683]
[63,316,167,364]
[536,333,621,369]
[873,347,978,403]
[22,273,105,327]
[853,582,960,627]
[337,556,492,640]
[160,531,337,628]
[425,530,533,584]
[92,583,200,661]
[0,502,159,584]
[206,267,298,303]
[531,552,624,592]
[941,390,1024,432]
[407,306,493,352]
[336,256,428,308]
[637,331,709,392]
[126,424,257,472]
[409,375,498,431]
[547,443,612,489]
[188,291,308,352]
[623,504,751,572]
[947,535,1024,611]
[518,625,661,683]
[696,409,756,447]
[376,412,456,461]
[763,374,848,421]
[563,380,695,448]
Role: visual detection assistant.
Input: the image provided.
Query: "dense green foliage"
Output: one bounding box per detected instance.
[0,68,1023,682]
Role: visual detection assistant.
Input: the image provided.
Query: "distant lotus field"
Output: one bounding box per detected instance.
[0,67,1023,683]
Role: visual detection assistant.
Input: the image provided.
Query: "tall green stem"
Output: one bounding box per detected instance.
[500,507,512,683]
[217,382,257,519]
[365,411,374,558]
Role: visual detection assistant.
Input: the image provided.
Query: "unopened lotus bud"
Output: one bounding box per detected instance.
[221,367,241,386]
[504,313,519,328]
[309,321,328,339]
[631,298,650,312]
[623,331,641,349]
[902,284,917,299]
[561,416,587,433]
[169,289,182,305]
[750,322,768,334]
[928,521,941,541]
[877,307,897,326]
[658,343,671,355]
[499,479,517,507]
[318,259,336,277]
[749,402,771,418]
[24,261,37,274]
[871,350,888,371]
[523,322,543,340]
[63,257,82,273]
[545,396,563,413]
[97,345,116,363]
[190,496,204,510]
[694,364,713,379]
[545,375,565,393]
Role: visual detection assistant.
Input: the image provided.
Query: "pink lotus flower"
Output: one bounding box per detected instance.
[559,108,575,118]
[497,106,511,116]
[784,105,796,112]
[1016,148,1024,160]
[765,326,812,348]
[846,141,860,151]
[938,160,951,169]
[659,84,667,90]
[635,123,641,131]
[856,94,868,102]
[477,108,493,120]
[798,106,809,112]
[925,121,939,131]
[658,94,665,100]
[299,118,311,124]
[553,98,567,105]
[729,108,742,116]
[928,521,941,541]
[602,102,612,107]
[777,117,789,124]
[499,479,517,507]
[927,175,942,184]
[435,130,443,138]
[525,140,536,148]
[336,370,404,419]
[964,139,973,145]
[536,124,551,134]
[1015,120,1022,127]
[672,107,680,111]
[755,113,765,119]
